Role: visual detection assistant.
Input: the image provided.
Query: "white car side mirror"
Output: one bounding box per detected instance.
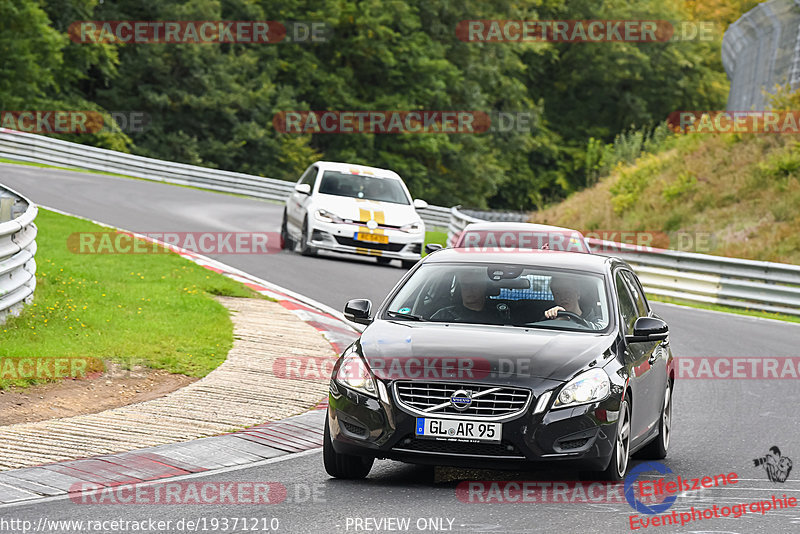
[295,183,311,195]
[413,198,428,209]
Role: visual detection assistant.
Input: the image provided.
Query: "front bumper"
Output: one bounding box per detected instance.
[327,378,625,471]
[308,219,423,260]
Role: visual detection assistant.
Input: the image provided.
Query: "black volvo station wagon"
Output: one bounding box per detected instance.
[324,249,674,481]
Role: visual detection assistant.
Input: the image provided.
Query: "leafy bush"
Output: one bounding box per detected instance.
[609,156,666,214]
[584,122,676,185]
[662,171,697,201]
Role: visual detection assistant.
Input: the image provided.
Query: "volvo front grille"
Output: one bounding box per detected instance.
[393,381,532,420]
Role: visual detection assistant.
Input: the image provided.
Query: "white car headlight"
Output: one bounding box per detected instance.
[315,209,345,223]
[400,221,423,234]
[553,368,610,409]
[335,352,377,397]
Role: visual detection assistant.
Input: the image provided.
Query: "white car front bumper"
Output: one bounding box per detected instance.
[308,220,423,260]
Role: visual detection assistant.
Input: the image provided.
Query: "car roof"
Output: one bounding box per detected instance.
[462,222,585,235]
[313,161,402,180]
[422,248,625,275]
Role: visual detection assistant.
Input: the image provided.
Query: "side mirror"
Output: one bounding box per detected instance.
[413,198,428,209]
[294,183,311,195]
[625,317,669,343]
[425,243,443,254]
[344,299,373,325]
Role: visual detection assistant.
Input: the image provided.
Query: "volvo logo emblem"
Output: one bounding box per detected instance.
[450,389,472,411]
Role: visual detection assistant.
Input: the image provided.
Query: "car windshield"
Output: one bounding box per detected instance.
[317,171,410,204]
[386,263,610,332]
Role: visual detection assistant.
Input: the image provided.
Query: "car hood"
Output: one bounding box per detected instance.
[315,195,420,225]
[358,320,616,384]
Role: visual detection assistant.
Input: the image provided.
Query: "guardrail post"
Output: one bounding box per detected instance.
[0,196,12,222]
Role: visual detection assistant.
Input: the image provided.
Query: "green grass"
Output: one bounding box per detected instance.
[423,230,447,256]
[647,294,800,324]
[0,209,266,389]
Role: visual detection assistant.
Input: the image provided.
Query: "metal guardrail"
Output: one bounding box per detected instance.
[0,184,37,323]
[446,206,482,247]
[5,127,799,316]
[721,0,800,111]
[0,128,451,230]
[459,208,529,223]
[447,207,800,316]
[419,205,450,230]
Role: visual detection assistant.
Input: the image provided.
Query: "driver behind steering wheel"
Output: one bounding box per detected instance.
[544,274,602,328]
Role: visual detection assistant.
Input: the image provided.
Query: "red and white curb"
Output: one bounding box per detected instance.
[0,410,327,506]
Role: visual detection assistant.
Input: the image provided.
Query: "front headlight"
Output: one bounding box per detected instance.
[400,221,423,234]
[553,368,610,409]
[335,352,377,397]
[315,209,344,223]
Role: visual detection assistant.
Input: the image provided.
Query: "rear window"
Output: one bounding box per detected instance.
[317,171,410,205]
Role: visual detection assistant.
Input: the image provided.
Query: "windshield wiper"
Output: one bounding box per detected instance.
[386,310,426,321]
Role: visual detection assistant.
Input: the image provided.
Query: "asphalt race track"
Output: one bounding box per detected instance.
[2,163,800,533]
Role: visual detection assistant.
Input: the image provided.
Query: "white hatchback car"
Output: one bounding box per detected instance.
[281,162,428,268]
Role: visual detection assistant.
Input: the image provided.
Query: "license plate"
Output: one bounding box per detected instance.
[415,418,502,442]
[354,232,389,244]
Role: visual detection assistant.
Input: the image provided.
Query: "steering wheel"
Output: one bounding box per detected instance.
[554,310,591,327]
[519,310,591,328]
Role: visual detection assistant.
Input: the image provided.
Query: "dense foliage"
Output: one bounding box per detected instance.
[1,0,752,208]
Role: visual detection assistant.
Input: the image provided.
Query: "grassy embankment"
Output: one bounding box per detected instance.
[0,209,265,388]
[533,132,800,322]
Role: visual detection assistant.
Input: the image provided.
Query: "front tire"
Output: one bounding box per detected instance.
[323,414,374,479]
[600,398,631,481]
[299,218,317,257]
[637,380,672,460]
[280,211,293,250]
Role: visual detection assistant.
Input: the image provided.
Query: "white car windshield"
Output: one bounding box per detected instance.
[386,263,610,331]
[318,171,410,204]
